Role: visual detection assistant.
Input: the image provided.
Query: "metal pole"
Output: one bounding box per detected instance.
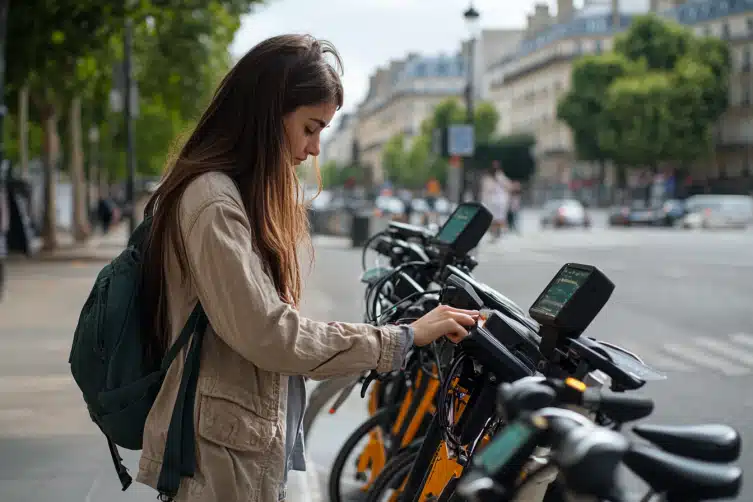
[460,36,476,203]
[124,17,137,234]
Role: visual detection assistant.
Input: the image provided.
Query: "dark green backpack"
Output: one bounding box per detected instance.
[69,215,208,500]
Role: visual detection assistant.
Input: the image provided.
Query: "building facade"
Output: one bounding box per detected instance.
[355,52,467,184]
[486,0,753,203]
[320,112,356,167]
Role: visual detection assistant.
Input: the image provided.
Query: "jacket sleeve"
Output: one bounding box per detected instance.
[182,197,411,379]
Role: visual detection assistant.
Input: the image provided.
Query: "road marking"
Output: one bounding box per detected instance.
[661,343,750,376]
[640,353,696,372]
[693,336,753,367]
[729,332,753,349]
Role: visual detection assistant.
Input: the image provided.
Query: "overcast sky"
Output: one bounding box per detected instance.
[230,0,590,122]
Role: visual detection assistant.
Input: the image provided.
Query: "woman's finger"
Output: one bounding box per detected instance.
[438,319,470,344]
[442,311,478,327]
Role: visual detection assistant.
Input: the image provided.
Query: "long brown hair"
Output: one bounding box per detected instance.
[140,34,344,363]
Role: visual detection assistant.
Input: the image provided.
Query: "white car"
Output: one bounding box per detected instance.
[681,195,753,229]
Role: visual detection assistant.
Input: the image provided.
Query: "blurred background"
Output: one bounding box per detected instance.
[0,0,752,501]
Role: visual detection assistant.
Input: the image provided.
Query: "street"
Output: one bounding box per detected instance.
[1,220,752,501]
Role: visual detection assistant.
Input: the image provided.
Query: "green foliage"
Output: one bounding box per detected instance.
[319,160,364,189]
[475,134,537,182]
[557,53,637,163]
[559,13,731,172]
[391,97,503,189]
[4,0,262,180]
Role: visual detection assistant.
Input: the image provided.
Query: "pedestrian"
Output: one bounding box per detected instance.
[507,181,522,234]
[135,34,477,502]
[481,163,508,240]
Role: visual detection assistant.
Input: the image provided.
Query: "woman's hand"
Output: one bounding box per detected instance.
[410,305,479,346]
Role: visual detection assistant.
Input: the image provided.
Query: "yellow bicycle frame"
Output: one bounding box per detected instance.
[356,365,440,491]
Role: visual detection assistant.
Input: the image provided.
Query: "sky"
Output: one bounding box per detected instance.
[229,0,589,129]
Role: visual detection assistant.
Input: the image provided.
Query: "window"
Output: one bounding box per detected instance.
[743,48,751,71]
[722,23,730,40]
[747,18,753,34]
[595,39,603,53]
[703,25,711,37]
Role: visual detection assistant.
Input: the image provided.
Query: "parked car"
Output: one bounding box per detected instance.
[375,195,407,221]
[681,194,753,229]
[609,199,686,227]
[540,199,591,228]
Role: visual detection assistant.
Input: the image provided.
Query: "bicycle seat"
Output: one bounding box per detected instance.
[633,423,741,463]
[624,443,742,500]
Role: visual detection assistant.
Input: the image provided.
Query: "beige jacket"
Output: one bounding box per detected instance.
[136,172,406,501]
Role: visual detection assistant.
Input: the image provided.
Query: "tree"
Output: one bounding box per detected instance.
[559,13,731,200]
[475,134,537,182]
[557,53,637,193]
[598,74,675,169]
[6,0,129,249]
[408,97,501,190]
[382,134,408,185]
[5,1,262,248]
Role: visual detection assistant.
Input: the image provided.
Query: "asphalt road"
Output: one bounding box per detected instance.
[306,226,753,501]
[1,222,751,501]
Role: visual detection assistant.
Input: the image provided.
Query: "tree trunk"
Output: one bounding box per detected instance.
[615,164,628,204]
[597,160,607,206]
[19,85,29,174]
[40,107,59,251]
[69,96,90,242]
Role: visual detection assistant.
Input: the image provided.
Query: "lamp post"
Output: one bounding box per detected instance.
[462,3,480,202]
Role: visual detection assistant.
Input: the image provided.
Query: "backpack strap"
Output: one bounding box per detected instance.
[103,302,207,493]
[157,302,209,501]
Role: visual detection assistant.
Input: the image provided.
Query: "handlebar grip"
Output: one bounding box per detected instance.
[584,389,654,423]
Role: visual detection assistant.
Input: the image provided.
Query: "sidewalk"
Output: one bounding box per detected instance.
[0,254,327,502]
[6,224,129,264]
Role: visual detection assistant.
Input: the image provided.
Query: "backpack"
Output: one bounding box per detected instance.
[69,215,208,500]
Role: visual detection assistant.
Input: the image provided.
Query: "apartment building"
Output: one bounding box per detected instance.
[351,29,523,185]
[320,113,356,167]
[487,0,753,201]
[355,52,467,184]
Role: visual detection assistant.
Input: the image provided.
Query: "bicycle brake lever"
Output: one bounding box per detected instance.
[360,370,379,398]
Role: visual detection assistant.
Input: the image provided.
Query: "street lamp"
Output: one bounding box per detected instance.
[461,3,481,202]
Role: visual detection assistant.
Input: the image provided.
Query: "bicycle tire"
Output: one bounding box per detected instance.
[363,448,418,502]
[328,406,397,502]
[303,375,360,442]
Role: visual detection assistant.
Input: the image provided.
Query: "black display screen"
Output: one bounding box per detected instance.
[531,266,591,318]
[475,421,537,473]
[436,205,480,245]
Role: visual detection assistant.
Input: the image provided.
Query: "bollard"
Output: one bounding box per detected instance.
[350,211,371,248]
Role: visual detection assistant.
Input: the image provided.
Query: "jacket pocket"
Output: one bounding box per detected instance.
[197,392,277,453]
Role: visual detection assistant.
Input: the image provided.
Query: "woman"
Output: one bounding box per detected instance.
[136,34,477,502]
[481,162,508,240]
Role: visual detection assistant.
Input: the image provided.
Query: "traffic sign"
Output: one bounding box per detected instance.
[448,124,475,157]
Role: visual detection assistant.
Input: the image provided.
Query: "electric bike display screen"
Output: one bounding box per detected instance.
[475,421,538,474]
[435,204,479,245]
[532,266,591,319]
[529,263,615,332]
[433,203,492,255]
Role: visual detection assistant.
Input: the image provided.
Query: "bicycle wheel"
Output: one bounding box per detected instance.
[328,406,397,502]
[363,448,418,502]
